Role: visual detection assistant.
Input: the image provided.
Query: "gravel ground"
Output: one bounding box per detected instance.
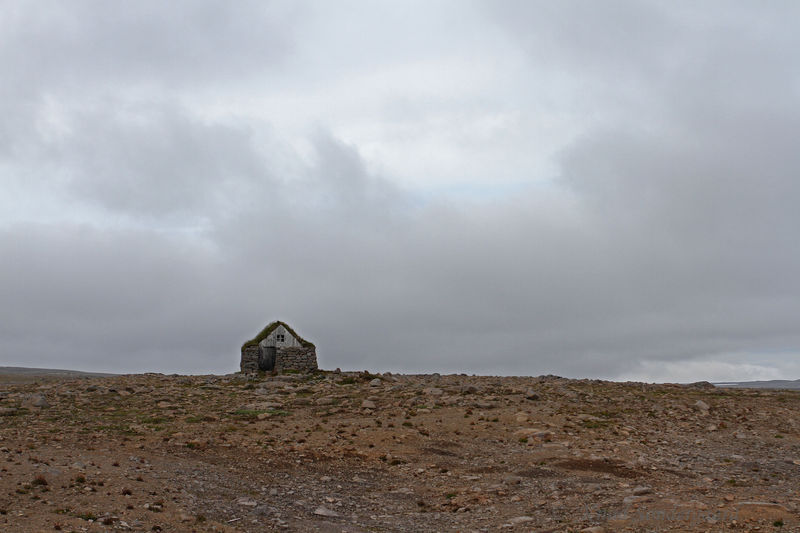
[1,371,798,532]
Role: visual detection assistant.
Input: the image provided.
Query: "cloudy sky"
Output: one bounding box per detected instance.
[2,0,799,381]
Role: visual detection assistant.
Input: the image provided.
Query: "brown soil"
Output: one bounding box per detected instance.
[0,371,798,532]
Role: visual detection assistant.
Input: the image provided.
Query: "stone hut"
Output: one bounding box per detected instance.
[240,321,317,373]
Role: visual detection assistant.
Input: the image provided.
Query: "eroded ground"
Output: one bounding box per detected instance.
[1,371,799,532]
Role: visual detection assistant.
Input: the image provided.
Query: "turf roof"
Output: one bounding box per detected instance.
[242,320,315,349]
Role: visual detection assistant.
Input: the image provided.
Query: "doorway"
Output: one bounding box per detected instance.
[259,346,276,371]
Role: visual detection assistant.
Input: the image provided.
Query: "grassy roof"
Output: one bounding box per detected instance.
[242,320,315,350]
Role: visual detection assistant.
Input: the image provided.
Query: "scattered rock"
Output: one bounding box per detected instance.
[0,371,796,532]
[237,497,258,507]
[315,396,336,406]
[513,428,553,441]
[313,506,340,517]
[23,394,50,408]
[525,388,540,400]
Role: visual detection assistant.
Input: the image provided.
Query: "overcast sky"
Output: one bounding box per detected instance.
[2,1,799,381]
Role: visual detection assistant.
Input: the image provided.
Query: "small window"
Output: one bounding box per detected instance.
[276,334,285,342]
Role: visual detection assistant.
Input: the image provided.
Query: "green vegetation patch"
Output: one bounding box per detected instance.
[185,415,217,423]
[582,420,610,429]
[139,416,168,425]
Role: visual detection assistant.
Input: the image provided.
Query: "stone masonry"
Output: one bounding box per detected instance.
[240,345,260,373]
[274,346,318,372]
[240,321,318,373]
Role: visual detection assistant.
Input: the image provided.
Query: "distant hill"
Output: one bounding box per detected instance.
[715,379,800,390]
[0,366,116,383]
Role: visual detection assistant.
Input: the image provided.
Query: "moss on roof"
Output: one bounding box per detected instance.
[242,320,315,350]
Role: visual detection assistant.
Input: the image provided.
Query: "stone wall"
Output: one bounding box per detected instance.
[240,345,260,373]
[275,346,318,372]
[240,345,317,373]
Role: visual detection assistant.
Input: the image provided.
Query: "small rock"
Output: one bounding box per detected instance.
[694,400,710,412]
[369,378,382,387]
[237,497,258,507]
[632,486,652,496]
[423,387,443,396]
[507,516,534,525]
[144,502,163,512]
[361,399,376,409]
[525,388,540,400]
[737,501,789,512]
[513,428,553,441]
[622,495,650,505]
[23,394,50,409]
[315,396,336,406]
[313,506,340,517]
[580,527,605,533]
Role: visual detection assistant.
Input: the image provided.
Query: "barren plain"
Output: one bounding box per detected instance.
[1,371,799,532]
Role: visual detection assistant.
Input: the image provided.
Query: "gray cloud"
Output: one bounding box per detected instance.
[1,1,799,381]
[0,0,297,89]
[59,102,274,217]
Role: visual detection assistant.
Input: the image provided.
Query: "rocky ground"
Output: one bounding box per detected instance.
[0,370,798,532]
